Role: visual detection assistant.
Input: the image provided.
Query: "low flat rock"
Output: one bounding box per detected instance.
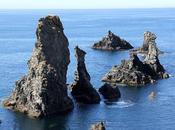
[92,30,133,51]
[71,46,101,104]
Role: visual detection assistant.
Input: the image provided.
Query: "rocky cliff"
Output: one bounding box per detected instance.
[92,30,133,51]
[71,46,101,104]
[3,16,74,118]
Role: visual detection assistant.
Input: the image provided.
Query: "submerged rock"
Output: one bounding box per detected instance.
[71,46,101,104]
[102,40,169,86]
[91,122,106,130]
[132,31,162,55]
[148,91,156,100]
[92,30,133,51]
[99,83,121,101]
[3,15,74,118]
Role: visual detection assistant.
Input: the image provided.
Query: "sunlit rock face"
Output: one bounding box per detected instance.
[71,46,101,104]
[92,30,133,51]
[132,31,162,55]
[3,15,74,118]
[102,39,169,86]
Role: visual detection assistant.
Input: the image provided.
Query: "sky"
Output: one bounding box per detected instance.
[0,0,175,9]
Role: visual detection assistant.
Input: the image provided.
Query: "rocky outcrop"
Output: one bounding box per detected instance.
[102,40,169,86]
[132,31,162,55]
[99,83,121,101]
[90,122,106,130]
[3,16,74,118]
[92,30,133,51]
[71,46,101,104]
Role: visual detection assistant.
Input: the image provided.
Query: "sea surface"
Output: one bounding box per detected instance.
[0,9,175,130]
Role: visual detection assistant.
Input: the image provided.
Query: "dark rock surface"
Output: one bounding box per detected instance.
[3,15,74,118]
[91,122,106,130]
[71,46,101,104]
[102,39,169,86]
[99,83,121,101]
[132,31,162,55]
[92,30,133,51]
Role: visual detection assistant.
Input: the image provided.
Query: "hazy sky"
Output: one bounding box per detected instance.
[0,0,175,9]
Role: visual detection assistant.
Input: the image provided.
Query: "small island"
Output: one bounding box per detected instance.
[92,30,133,51]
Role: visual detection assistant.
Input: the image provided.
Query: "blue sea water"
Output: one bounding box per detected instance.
[0,9,175,130]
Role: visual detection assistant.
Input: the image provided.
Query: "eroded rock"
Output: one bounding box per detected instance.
[132,31,162,55]
[3,15,74,118]
[92,30,133,51]
[71,46,101,104]
[102,40,169,86]
[99,83,121,101]
[90,122,106,130]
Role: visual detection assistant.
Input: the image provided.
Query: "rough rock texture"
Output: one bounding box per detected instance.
[102,41,169,86]
[132,31,162,55]
[99,83,121,101]
[3,16,74,118]
[92,30,133,51]
[71,46,101,104]
[90,122,106,130]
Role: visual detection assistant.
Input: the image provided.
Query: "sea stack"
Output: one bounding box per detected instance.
[71,46,101,104]
[92,30,133,51]
[132,31,161,55]
[3,16,74,118]
[102,35,169,86]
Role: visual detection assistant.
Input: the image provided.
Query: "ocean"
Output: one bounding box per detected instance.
[0,9,175,130]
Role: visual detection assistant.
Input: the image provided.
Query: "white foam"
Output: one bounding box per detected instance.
[106,100,135,108]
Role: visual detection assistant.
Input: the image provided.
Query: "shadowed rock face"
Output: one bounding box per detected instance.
[92,30,133,51]
[132,31,162,55]
[71,46,101,104]
[99,83,121,101]
[3,15,74,118]
[91,122,106,130]
[102,41,169,86]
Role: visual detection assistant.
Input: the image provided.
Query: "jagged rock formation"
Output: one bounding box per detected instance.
[132,31,162,55]
[71,46,101,104]
[102,41,169,86]
[91,122,106,130]
[3,16,74,118]
[99,83,121,101]
[92,30,133,51]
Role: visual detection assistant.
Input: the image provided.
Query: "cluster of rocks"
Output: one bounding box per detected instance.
[102,32,169,86]
[3,14,169,122]
[3,15,121,118]
[3,16,74,118]
[92,30,133,51]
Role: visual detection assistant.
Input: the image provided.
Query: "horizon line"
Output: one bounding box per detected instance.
[0,7,175,10]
